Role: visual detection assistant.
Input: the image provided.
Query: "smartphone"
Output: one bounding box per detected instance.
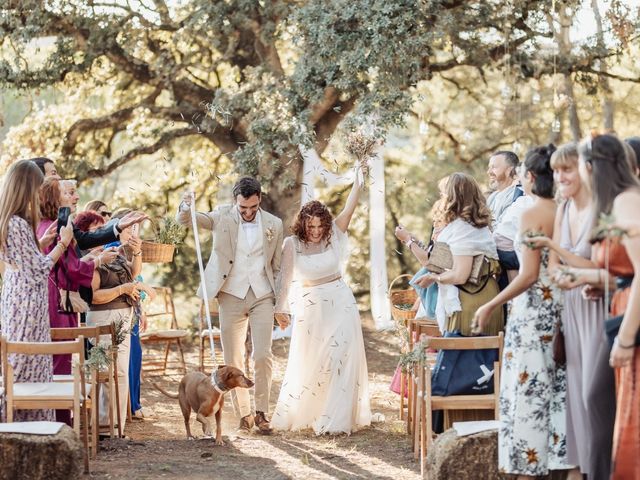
[57,207,71,235]
[131,223,140,237]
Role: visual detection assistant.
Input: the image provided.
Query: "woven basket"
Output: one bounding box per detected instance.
[141,241,175,263]
[388,274,417,322]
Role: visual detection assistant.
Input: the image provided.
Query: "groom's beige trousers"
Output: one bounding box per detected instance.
[217,288,274,418]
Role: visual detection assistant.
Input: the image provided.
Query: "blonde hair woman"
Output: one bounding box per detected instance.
[0,160,73,421]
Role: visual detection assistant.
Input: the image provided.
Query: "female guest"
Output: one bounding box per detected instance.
[554,134,640,479]
[0,160,73,421]
[526,144,606,478]
[273,170,371,434]
[473,146,572,478]
[411,172,503,336]
[37,178,117,423]
[84,199,111,221]
[87,209,143,433]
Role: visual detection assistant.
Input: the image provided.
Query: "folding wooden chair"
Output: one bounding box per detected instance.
[140,286,187,374]
[51,323,122,456]
[1,336,90,472]
[405,317,441,436]
[417,333,504,475]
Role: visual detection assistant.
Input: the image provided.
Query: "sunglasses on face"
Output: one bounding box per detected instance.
[100,211,112,217]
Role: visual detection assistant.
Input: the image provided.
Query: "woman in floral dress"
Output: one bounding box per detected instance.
[0,160,74,421]
[474,145,573,478]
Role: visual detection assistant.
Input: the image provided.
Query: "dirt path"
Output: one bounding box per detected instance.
[87,314,420,479]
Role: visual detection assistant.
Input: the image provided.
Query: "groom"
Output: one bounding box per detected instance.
[177,177,287,434]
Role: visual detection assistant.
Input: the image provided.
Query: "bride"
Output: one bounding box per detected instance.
[272,171,371,435]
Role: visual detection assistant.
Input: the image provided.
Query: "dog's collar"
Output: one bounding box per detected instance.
[211,370,229,395]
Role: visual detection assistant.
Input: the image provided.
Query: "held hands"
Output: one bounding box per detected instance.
[181,191,195,208]
[274,312,291,330]
[39,221,58,250]
[471,304,495,335]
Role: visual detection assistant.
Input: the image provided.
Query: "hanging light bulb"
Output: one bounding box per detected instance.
[532,92,541,104]
[552,118,561,133]
[437,149,446,160]
[463,130,473,141]
[419,121,429,135]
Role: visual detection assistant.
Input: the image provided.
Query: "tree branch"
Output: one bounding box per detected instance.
[80,127,195,180]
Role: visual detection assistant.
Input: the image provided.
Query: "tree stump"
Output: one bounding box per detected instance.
[0,425,83,480]
[426,428,501,479]
[426,428,569,480]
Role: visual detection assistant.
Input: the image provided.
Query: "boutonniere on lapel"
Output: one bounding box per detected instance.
[265,227,275,242]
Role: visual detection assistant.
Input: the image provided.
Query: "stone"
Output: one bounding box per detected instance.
[0,425,83,480]
[426,428,501,480]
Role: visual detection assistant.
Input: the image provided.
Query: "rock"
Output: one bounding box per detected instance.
[0,425,83,480]
[426,428,501,480]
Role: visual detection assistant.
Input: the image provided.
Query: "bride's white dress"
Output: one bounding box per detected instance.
[272,223,371,434]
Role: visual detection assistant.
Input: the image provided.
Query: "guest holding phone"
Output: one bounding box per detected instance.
[37,178,119,424]
[87,208,146,434]
[0,160,74,421]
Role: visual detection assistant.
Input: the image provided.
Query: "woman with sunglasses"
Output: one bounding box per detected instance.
[84,199,112,221]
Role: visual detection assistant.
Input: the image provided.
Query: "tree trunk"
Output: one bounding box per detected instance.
[591,0,615,131]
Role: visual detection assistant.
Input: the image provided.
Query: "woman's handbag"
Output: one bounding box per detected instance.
[426,241,486,285]
[55,252,90,314]
[58,288,90,313]
[552,322,566,365]
[604,314,640,351]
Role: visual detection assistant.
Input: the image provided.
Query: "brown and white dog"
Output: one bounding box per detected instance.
[154,365,253,445]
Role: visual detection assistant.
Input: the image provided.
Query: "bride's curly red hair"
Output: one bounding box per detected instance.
[292,200,333,243]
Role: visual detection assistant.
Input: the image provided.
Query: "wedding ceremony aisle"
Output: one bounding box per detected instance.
[89,313,419,480]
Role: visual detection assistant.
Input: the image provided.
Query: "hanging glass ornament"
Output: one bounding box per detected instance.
[419,121,429,135]
[437,149,446,160]
[532,92,541,104]
[552,118,561,133]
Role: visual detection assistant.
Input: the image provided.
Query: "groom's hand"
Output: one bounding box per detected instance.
[274,312,290,330]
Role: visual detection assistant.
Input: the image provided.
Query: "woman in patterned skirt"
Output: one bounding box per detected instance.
[0,159,74,421]
[473,145,573,478]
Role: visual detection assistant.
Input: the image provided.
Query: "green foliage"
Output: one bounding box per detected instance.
[151,216,186,246]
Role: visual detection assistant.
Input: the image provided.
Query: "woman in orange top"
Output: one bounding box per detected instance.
[557,133,640,479]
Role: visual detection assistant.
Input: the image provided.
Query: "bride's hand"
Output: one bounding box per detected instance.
[275,312,291,330]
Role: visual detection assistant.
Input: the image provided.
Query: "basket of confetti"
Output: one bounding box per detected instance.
[388,274,417,322]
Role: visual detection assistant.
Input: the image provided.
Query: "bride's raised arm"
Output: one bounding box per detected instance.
[334,174,365,234]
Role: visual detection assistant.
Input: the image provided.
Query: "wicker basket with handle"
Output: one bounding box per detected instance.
[388,274,418,322]
[141,241,175,263]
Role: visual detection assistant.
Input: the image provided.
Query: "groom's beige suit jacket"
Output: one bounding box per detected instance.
[177,204,284,300]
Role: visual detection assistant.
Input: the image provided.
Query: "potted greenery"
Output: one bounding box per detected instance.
[141,216,186,263]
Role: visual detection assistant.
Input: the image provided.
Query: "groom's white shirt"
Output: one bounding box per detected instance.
[222,210,271,299]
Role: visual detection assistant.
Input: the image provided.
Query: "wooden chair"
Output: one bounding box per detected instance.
[51,323,122,456]
[405,317,441,435]
[198,299,223,373]
[416,333,504,474]
[1,336,90,472]
[140,286,187,374]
